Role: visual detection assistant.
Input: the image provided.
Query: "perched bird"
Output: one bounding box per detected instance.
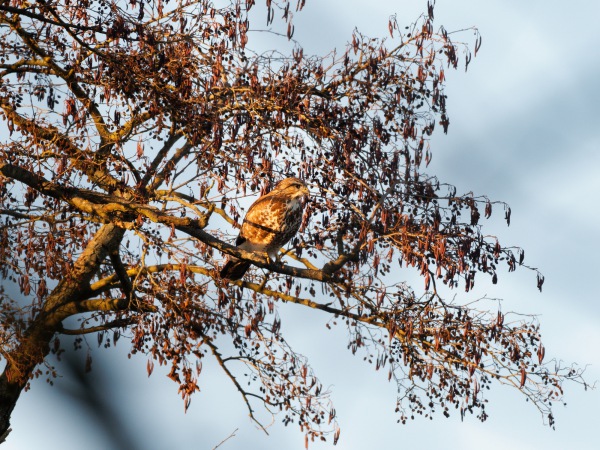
[220,177,310,280]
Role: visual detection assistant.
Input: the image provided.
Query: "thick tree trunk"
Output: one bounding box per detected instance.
[0,224,125,442]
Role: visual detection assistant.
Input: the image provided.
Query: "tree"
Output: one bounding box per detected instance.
[0,0,586,445]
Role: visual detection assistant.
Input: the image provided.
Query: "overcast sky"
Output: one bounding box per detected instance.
[5,1,600,449]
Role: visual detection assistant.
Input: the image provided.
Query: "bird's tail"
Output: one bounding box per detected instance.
[220,257,251,280]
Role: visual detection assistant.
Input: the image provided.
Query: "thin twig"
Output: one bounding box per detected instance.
[212,428,239,450]
[202,335,269,434]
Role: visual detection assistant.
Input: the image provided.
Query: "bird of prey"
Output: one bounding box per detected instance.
[220,177,310,280]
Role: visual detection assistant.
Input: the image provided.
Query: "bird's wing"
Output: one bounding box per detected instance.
[240,195,284,241]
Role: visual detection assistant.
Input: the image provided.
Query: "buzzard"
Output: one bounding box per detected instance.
[220,177,310,280]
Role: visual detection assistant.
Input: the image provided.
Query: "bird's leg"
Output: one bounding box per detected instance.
[266,249,283,268]
[274,252,283,266]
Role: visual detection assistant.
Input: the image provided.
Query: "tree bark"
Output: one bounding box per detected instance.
[0,224,125,441]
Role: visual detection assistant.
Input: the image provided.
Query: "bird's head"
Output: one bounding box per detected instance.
[274,177,310,201]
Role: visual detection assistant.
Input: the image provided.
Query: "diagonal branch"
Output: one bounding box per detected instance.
[4,12,111,139]
[200,333,270,434]
[148,141,194,191]
[140,130,183,188]
[0,98,125,194]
